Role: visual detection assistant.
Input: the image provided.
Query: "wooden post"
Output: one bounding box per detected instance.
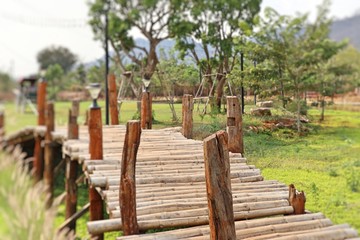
[203,130,236,240]
[226,96,244,154]
[44,102,55,206]
[68,100,79,139]
[65,100,80,231]
[141,92,152,129]
[289,184,306,214]
[108,74,119,125]
[34,80,47,182]
[0,111,4,140]
[120,120,141,235]
[182,94,193,139]
[89,106,104,240]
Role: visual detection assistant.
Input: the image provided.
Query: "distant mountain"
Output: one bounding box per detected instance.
[330,14,360,50]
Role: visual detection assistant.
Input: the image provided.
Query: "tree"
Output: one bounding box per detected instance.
[172,0,262,111]
[154,48,199,121]
[37,46,77,73]
[0,71,15,93]
[45,64,64,100]
[89,0,181,86]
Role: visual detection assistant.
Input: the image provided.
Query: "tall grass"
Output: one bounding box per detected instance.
[0,147,75,240]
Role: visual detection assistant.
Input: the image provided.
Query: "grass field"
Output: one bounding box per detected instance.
[0,100,359,238]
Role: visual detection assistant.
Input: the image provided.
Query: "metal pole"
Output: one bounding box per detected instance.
[240,52,245,114]
[104,4,110,125]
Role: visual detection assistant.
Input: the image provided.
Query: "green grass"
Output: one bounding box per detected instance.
[1,101,360,237]
[245,108,360,231]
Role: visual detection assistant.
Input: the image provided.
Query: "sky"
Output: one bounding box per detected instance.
[0,0,359,78]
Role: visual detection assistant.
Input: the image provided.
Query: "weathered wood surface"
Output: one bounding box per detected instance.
[62,126,292,234]
[141,92,152,129]
[203,131,235,239]
[88,107,104,240]
[4,124,358,239]
[182,94,193,139]
[120,121,141,235]
[108,74,119,125]
[44,102,55,205]
[116,213,359,240]
[227,96,243,154]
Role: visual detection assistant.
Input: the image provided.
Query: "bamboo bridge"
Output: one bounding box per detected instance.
[0,79,359,239]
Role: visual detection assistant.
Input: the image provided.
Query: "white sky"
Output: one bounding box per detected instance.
[0,0,359,78]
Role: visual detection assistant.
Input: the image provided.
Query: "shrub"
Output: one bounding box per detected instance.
[0,147,75,239]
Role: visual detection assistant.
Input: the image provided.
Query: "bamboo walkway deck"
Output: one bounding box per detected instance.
[3,125,359,239]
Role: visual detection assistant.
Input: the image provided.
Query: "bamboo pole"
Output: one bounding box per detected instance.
[120,120,141,235]
[141,92,152,129]
[44,102,55,206]
[289,184,306,214]
[65,101,80,231]
[108,74,119,125]
[33,79,46,182]
[88,105,104,240]
[203,130,236,239]
[226,96,243,154]
[182,94,193,139]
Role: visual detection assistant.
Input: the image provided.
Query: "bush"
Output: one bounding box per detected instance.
[286,100,308,115]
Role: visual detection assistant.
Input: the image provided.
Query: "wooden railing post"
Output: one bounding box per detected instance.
[44,102,55,206]
[120,120,141,235]
[141,92,152,129]
[289,184,306,214]
[182,94,193,139]
[203,130,236,240]
[34,79,47,182]
[89,105,104,240]
[65,100,80,231]
[108,74,119,125]
[226,96,244,154]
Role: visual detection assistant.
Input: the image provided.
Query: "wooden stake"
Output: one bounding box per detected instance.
[37,80,47,125]
[226,96,244,154]
[141,92,152,129]
[120,120,141,235]
[34,80,46,181]
[65,101,80,231]
[289,184,306,214]
[68,101,79,139]
[44,102,55,206]
[89,106,104,240]
[182,94,193,139]
[65,156,78,231]
[0,111,5,140]
[108,74,119,125]
[203,130,236,240]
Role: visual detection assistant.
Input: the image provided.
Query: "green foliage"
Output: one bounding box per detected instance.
[37,45,77,73]
[0,149,74,239]
[286,100,308,115]
[0,71,15,93]
[45,64,65,100]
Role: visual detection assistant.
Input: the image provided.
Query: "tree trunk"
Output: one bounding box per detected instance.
[296,89,301,134]
[320,96,325,121]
